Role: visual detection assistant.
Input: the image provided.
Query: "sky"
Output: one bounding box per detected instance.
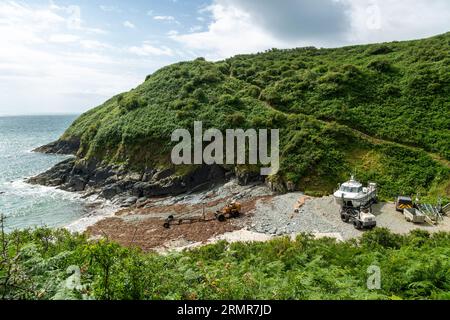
[0,0,449,116]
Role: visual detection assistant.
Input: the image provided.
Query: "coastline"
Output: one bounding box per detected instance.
[20,153,450,252]
[24,144,450,252]
[64,195,119,233]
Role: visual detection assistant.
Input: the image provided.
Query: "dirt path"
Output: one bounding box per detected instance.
[347,126,450,169]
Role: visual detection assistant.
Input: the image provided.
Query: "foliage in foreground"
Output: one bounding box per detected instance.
[1,227,450,300]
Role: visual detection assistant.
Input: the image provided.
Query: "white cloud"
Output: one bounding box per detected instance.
[189,25,203,33]
[167,30,179,36]
[173,0,450,60]
[0,1,143,115]
[123,20,136,29]
[49,34,80,44]
[2,0,449,116]
[153,15,180,25]
[128,43,175,57]
[153,15,175,21]
[347,0,450,44]
[79,40,113,50]
[99,5,121,13]
[172,2,290,60]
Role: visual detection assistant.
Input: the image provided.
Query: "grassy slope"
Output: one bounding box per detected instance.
[60,33,450,200]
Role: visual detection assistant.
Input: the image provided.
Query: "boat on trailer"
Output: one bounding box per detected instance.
[333,176,377,208]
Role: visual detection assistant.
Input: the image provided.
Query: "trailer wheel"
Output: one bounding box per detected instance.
[229,210,237,218]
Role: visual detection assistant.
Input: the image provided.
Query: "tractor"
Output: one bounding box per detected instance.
[215,201,242,222]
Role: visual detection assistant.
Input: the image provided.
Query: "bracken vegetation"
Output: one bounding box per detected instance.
[59,33,450,200]
[1,227,450,300]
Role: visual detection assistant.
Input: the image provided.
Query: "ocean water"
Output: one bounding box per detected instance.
[0,115,86,231]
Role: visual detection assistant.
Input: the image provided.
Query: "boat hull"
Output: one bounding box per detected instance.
[333,191,376,208]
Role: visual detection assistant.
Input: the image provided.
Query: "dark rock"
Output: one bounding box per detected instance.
[28,155,234,206]
[104,175,118,185]
[124,196,138,205]
[142,168,156,182]
[71,159,97,176]
[48,178,63,186]
[236,170,264,185]
[93,168,115,184]
[123,172,142,182]
[67,175,86,192]
[27,158,75,185]
[33,138,80,155]
[131,182,148,197]
[100,185,122,199]
[225,171,234,181]
[153,168,175,181]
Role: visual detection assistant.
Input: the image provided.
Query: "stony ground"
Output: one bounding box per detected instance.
[83,180,450,252]
[249,193,450,240]
[249,193,359,239]
[86,181,274,251]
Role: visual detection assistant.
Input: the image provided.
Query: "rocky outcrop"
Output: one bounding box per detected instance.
[236,170,265,185]
[27,157,230,206]
[32,138,80,155]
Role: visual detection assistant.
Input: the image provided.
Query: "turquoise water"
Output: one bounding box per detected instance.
[0,115,86,231]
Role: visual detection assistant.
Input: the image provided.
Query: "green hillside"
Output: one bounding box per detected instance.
[58,33,450,199]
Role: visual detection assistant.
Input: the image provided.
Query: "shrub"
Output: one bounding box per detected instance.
[366,45,393,55]
[367,59,392,72]
[119,93,145,112]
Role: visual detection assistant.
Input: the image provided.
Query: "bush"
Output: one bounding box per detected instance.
[2,227,450,300]
[361,228,403,249]
[119,93,145,112]
[367,59,392,72]
[366,45,393,55]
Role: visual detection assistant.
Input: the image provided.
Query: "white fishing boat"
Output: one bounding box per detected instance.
[333,176,377,208]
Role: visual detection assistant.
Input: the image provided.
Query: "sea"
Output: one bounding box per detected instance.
[0,115,89,232]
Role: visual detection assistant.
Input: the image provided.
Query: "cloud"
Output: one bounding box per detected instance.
[49,34,80,44]
[347,0,450,44]
[99,5,121,13]
[226,0,350,41]
[128,43,175,57]
[49,3,107,34]
[2,0,450,115]
[173,0,450,60]
[79,40,113,50]
[0,1,143,115]
[171,1,289,59]
[154,15,175,21]
[189,25,203,33]
[167,30,179,36]
[171,0,347,59]
[123,20,136,29]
